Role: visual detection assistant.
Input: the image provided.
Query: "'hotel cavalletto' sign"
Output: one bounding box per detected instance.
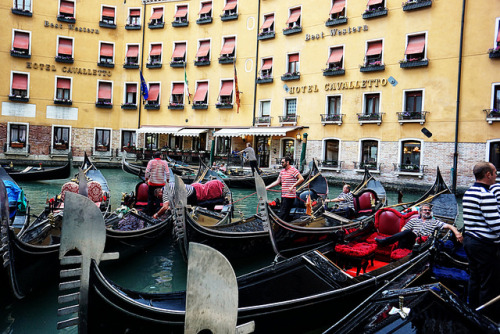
[288,78,388,94]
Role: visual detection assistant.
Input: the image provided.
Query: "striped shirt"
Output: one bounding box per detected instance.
[337,192,354,209]
[490,183,500,205]
[463,182,500,244]
[162,183,195,206]
[404,217,445,237]
[280,166,300,198]
[145,158,170,186]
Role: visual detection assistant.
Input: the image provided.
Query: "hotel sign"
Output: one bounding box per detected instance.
[26,62,112,77]
[305,25,369,41]
[288,78,388,94]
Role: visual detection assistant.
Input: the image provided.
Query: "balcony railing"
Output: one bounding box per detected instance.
[170,60,185,68]
[360,62,385,72]
[146,61,162,69]
[54,99,72,106]
[254,116,272,126]
[215,103,233,109]
[194,58,210,66]
[148,22,164,29]
[9,95,29,102]
[10,50,30,58]
[321,114,344,125]
[397,111,428,124]
[256,76,273,84]
[320,160,343,171]
[196,17,212,25]
[218,56,235,64]
[357,113,383,125]
[283,26,302,35]
[400,58,429,68]
[362,8,388,19]
[123,62,139,69]
[281,72,300,81]
[323,67,345,76]
[279,115,298,125]
[402,0,432,11]
[95,101,112,108]
[354,162,381,172]
[220,13,238,21]
[145,103,160,110]
[258,31,275,41]
[325,17,347,27]
[484,109,500,124]
[394,163,426,177]
[168,103,184,110]
[121,103,137,110]
[55,55,74,64]
[171,19,188,27]
[125,23,141,30]
[192,103,208,110]
[99,21,116,29]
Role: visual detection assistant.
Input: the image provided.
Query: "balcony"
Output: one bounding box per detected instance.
[360,62,385,72]
[10,50,30,58]
[145,103,160,110]
[54,99,72,106]
[400,58,429,68]
[254,116,272,126]
[125,24,141,30]
[98,61,114,68]
[95,101,112,109]
[325,17,347,27]
[283,26,302,36]
[123,62,139,69]
[196,17,212,25]
[256,76,273,84]
[192,103,208,110]
[171,19,188,27]
[146,61,162,69]
[99,21,116,29]
[55,55,74,64]
[8,95,29,103]
[218,56,235,64]
[168,103,184,110]
[323,67,345,76]
[281,72,300,81]
[488,47,500,59]
[194,58,210,66]
[354,162,381,173]
[57,15,75,23]
[148,22,164,29]
[215,103,233,109]
[397,111,428,125]
[362,8,388,19]
[121,103,137,110]
[394,163,426,178]
[220,13,238,21]
[258,31,275,41]
[484,109,500,124]
[357,113,383,125]
[279,115,298,126]
[12,8,32,16]
[321,114,344,125]
[320,160,343,172]
[402,0,432,11]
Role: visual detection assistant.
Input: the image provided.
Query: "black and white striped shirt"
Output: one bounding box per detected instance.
[404,217,445,237]
[462,182,500,243]
[490,183,500,204]
[162,183,195,206]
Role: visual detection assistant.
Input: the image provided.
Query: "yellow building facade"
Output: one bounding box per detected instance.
[1,0,499,190]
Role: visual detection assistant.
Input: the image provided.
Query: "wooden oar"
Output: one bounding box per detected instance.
[386,189,448,208]
[352,176,373,195]
[296,173,321,192]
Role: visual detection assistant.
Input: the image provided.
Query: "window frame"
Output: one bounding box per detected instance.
[403,89,424,113]
[146,82,161,105]
[218,79,234,104]
[10,71,30,98]
[120,129,137,150]
[145,133,159,150]
[326,95,342,115]
[486,139,500,177]
[280,137,297,160]
[172,41,187,62]
[358,138,381,171]
[286,52,300,74]
[98,41,115,65]
[7,122,29,148]
[174,3,189,23]
[56,35,75,59]
[362,92,381,115]
[220,35,236,59]
[148,42,163,65]
[494,18,500,48]
[54,76,73,102]
[194,80,209,105]
[261,12,275,33]
[196,39,211,62]
[96,80,113,104]
[223,0,238,16]
[284,97,297,116]
[52,125,71,150]
[94,127,112,152]
[58,0,75,19]
[286,6,302,29]
[327,45,344,70]
[404,32,427,62]
[13,0,32,12]
[199,1,212,19]
[11,29,31,56]
[364,39,384,66]
[259,99,271,117]
[150,6,164,25]
[125,43,140,65]
[398,138,423,174]
[170,82,185,105]
[322,138,342,169]
[123,82,138,105]
[330,0,346,20]
[490,82,500,111]
[260,57,273,77]
[127,7,141,26]
[100,5,116,25]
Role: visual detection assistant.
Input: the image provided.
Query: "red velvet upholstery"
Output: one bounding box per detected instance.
[353,190,377,215]
[135,183,149,206]
[375,208,404,235]
[335,242,377,257]
[390,248,412,260]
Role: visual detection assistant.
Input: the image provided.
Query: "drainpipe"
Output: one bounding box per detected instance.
[137,2,147,129]
[452,0,466,194]
[251,0,261,127]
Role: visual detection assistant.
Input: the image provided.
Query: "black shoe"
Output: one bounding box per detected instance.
[375,237,385,246]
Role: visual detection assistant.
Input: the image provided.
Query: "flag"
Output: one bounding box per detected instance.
[140,71,148,100]
[184,65,192,104]
[234,63,240,113]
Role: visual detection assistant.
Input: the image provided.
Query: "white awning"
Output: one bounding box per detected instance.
[175,129,208,137]
[213,128,249,137]
[137,127,183,134]
[240,127,300,136]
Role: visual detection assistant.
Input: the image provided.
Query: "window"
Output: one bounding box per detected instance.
[149,7,164,25]
[10,72,29,98]
[55,77,72,101]
[99,42,114,65]
[121,130,136,149]
[285,98,297,116]
[260,13,274,33]
[199,1,212,19]
[360,139,379,169]
[494,84,500,111]
[171,83,184,105]
[327,46,344,69]
[195,40,211,62]
[218,80,234,104]
[125,44,139,66]
[286,7,301,29]
[327,96,341,115]
[330,0,346,19]
[287,53,299,74]
[146,133,158,150]
[53,126,70,149]
[405,34,426,61]
[56,37,74,61]
[260,100,271,117]
[168,136,182,150]
[174,5,188,23]
[58,0,75,20]
[14,0,32,12]
[193,81,209,105]
[364,93,380,115]
[11,30,30,57]
[95,128,111,151]
[101,6,116,25]
[8,123,27,148]
[364,40,383,66]
[488,140,500,173]
[127,8,141,26]
[400,140,422,171]
[222,0,237,16]
[216,137,231,155]
[260,58,273,78]
[146,83,160,106]
[366,0,385,11]
[97,81,112,104]
[220,37,236,59]
[149,43,162,65]
[404,90,423,113]
[494,19,500,50]
[282,139,295,158]
[124,83,138,105]
[324,139,340,167]
[172,42,187,63]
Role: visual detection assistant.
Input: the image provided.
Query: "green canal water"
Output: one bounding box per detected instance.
[1,167,454,333]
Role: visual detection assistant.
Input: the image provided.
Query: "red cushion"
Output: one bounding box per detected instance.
[416,235,429,244]
[136,183,149,202]
[88,181,103,202]
[391,248,412,260]
[335,242,377,258]
[61,181,79,201]
[375,208,404,236]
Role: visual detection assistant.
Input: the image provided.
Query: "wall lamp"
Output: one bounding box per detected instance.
[296,133,301,141]
[241,135,246,142]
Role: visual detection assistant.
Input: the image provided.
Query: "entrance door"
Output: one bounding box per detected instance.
[256,137,269,167]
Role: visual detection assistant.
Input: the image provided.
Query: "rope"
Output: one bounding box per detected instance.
[230,191,257,204]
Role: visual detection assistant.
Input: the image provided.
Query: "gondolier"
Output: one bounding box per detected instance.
[462,162,500,314]
[239,143,261,176]
[266,156,304,222]
[145,152,170,215]
[153,182,197,219]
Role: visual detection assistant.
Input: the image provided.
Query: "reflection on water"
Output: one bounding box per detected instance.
[1,167,444,333]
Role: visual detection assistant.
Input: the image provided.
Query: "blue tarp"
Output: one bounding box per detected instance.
[3,180,22,218]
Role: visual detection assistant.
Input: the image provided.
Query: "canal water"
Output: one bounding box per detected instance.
[0,167,446,333]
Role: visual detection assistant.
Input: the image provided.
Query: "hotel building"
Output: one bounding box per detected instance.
[1,0,499,190]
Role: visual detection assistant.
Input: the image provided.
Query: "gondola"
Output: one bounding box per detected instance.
[2,153,72,182]
[121,155,198,184]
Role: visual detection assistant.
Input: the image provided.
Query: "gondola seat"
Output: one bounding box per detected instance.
[134,182,149,208]
[353,189,378,216]
[335,242,377,276]
[88,181,103,203]
[60,181,79,201]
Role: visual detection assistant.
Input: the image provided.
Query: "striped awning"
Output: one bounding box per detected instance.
[240,127,300,136]
[405,35,426,55]
[330,0,345,14]
[137,127,183,134]
[213,128,248,137]
[260,15,274,29]
[176,129,208,137]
